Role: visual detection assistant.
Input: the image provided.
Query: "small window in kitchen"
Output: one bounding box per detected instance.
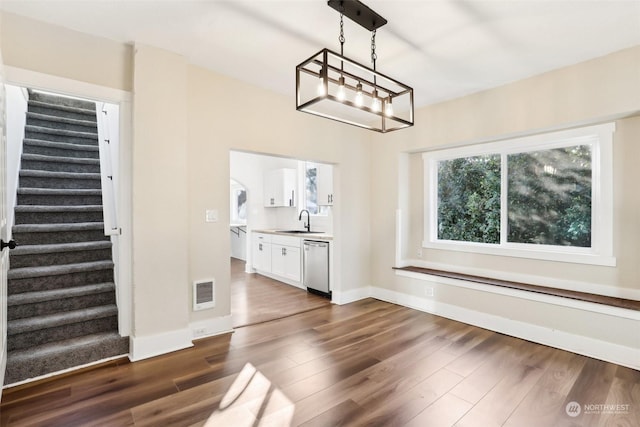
[305,162,329,216]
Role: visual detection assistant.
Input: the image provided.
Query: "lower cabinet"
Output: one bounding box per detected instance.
[252,233,301,286]
[271,243,301,282]
[252,233,272,272]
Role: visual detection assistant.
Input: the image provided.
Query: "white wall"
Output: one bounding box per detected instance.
[4,84,26,231]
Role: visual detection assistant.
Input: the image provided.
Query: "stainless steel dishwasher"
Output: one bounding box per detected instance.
[303,240,330,298]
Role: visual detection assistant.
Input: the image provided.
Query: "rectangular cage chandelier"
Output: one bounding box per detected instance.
[296,0,414,133]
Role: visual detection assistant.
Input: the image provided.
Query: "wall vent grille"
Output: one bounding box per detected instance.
[193,279,215,311]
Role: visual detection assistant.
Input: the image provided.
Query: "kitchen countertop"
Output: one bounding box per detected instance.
[253,229,333,240]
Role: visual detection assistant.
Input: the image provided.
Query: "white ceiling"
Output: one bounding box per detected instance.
[2,0,639,108]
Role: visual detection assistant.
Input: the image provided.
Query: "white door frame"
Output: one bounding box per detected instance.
[4,66,133,339]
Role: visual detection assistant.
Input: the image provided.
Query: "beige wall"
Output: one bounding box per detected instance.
[131,45,190,337]
[0,12,372,345]
[186,65,372,323]
[0,13,132,92]
[370,46,640,355]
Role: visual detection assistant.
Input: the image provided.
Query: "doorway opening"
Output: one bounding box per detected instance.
[229,150,333,328]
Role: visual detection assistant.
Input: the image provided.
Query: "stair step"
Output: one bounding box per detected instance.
[7,283,116,320]
[25,125,98,145]
[23,138,99,159]
[8,260,114,280]
[4,332,128,385]
[26,112,98,133]
[28,100,97,122]
[22,153,100,165]
[12,222,108,245]
[8,261,114,294]
[19,169,101,189]
[14,204,104,224]
[28,91,97,110]
[10,241,113,268]
[17,187,103,206]
[21,153,101,174]
[8,305,117,335]
[12,240,111,255]
[19,169,101,180]
[7,305,119,351]
[8,282,115,306]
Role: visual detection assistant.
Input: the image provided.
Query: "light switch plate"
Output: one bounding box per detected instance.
[205,209,218,223]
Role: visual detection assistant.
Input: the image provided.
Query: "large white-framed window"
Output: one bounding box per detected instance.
[423,123,615,266]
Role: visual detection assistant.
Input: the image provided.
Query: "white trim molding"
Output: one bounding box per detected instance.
[130,328,193,362]
[332,286,371,305]
[191,315,233,340]
[385,271,640,370]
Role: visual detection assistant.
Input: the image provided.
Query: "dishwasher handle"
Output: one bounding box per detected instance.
[304,241,328,248]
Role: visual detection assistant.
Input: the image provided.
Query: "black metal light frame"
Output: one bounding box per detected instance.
[295,0,414,133]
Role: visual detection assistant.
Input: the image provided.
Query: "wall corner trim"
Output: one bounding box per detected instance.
[130,328,193,362]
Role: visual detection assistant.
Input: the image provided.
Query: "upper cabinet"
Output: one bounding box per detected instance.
[316,163,334,206]
[264,168,297,207]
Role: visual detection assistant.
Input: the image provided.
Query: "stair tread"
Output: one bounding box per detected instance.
[8,282,115,306]
[12,240,111,255]
[7,332,126,362]
[8,260,114,280]
[13,222,105,232]
[24,138,99,152]
[17,188,102,195]
[25,125,97,139]
[19,169,100,179]
[15,205,103,213]
[8,304,118,335]
[28,100,96,116]
[21,153,100,164]
[26,112,97,127]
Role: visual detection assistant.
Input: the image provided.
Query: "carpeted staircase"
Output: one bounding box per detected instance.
[4,91,128,385]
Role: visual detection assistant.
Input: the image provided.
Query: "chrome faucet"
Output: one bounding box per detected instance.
[298,209,311,232]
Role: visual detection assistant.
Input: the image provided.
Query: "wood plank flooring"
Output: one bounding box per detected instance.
[2,299,638,426]
[230,257,331,327]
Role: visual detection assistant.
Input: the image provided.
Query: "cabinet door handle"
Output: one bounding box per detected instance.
[259,243,262,251]
[282,247,287,256]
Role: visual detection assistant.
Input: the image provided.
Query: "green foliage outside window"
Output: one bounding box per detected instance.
[508,145,591,247]
[437,155,501,243]
[437,145,592,247]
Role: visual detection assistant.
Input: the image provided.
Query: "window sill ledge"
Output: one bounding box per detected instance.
[393,266,640,312]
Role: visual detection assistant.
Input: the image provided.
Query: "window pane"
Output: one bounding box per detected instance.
[437,155,501,243]
[305,164,318,215]
[507,145,592,247]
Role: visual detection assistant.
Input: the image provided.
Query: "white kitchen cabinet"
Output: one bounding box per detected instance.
[252,233,302,286]
[252,233,272,272]
[271,235,301,282]
[264,168,297,207]
[316,163,334,206]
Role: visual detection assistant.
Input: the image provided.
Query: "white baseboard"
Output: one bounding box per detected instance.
[130,327,193,361]
[332,286,371,305]
[370,286,640,370]
[191,315,234,340]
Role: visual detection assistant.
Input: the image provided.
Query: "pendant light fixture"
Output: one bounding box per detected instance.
[296,0,414,133]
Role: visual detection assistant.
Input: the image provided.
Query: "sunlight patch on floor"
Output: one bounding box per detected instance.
[204,363,295,427]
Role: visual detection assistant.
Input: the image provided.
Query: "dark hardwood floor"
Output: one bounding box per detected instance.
[2,298,638,426]
[230,257,331,327]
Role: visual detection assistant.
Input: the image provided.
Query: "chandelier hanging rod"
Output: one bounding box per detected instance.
[327,0,387,31]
